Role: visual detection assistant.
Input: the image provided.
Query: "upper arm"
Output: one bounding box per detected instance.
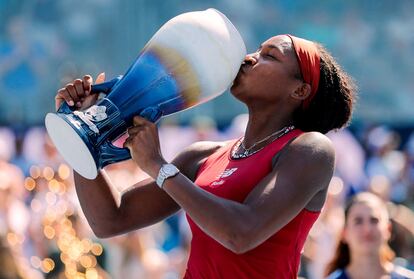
[242,132,335,246]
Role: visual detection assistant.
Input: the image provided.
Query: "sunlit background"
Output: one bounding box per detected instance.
[0,0,413,278]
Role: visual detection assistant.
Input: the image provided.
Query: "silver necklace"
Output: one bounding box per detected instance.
[231,125,295,159]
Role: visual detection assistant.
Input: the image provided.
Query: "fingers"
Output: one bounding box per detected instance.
[125,116,155,141]
[96,72,106,84]
[82,75,93,95]
[65,84,78,102]
[123,136,134,149]
[123,116,161,162]
[55,83,83,109]
[123,129,140,149]
[133,115,152,127]
[127,117,150,136]
[127,126,146,137]
[55,73,101,110]
[55,88,74,110]
[73,79,85,98]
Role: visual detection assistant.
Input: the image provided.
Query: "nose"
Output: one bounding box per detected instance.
[361,222,376,236]
[244,52,258,65]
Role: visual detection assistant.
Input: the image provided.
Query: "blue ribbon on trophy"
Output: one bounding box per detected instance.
[45,9,246,179]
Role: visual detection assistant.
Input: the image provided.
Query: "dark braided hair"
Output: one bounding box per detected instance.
[292,43,357,134]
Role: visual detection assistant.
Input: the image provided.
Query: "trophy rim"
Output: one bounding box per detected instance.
[45,113,98,179]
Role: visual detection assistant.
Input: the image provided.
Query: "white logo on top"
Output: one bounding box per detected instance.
[216,168,238,179]
[211,168,238,187]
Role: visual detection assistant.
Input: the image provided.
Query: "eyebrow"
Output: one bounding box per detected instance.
[267,44,279,50]
[259,44,283,55]
[259,43,280,49]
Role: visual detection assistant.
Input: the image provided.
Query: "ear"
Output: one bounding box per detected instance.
[291,82,311,101]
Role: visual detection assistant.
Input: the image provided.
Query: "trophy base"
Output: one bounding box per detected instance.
[45,113,98,179]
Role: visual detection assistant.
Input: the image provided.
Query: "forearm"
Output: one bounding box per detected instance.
[74,168,181,238]
[74,170,121,237]
[162,173,253,253]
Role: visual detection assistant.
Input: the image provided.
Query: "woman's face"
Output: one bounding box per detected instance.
[231,35,303,105]
[343,201,391,256]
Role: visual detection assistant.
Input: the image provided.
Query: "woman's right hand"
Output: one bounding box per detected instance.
[55,72,106,111]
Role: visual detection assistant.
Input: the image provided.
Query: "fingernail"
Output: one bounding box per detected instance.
[76,102,82,107]
[68,100,74,106]
[85,90,89,96]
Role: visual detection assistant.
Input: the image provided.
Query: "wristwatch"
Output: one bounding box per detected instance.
[156,164,180,188]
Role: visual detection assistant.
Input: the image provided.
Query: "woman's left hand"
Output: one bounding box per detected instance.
[123,116,166,178]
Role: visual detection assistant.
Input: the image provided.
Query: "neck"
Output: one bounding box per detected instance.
[347,252,389,278]
[243,105,294,148]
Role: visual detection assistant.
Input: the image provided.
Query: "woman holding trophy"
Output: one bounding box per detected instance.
[53,10,356,279]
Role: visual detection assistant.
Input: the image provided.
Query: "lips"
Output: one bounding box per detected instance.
[239,62,249,75]
[362,235,376,242]
[233,63,249,84]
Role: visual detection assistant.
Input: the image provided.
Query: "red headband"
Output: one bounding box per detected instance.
[286,34,320,109]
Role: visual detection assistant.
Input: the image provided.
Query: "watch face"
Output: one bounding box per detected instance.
[164,164,178,176]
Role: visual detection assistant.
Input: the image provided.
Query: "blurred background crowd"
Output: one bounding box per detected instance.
[0,0,413,278]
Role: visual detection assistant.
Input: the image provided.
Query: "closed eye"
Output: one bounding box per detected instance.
[265,54,277,60]
[257,44,280,61]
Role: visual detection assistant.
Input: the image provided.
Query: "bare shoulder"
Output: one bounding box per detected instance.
[285,131,335,162]
[276,132,335,189]
[172,140,230,181]
[292,131,334,152]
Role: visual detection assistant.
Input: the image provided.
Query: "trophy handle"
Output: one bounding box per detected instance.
[57,75,123,114]
[99,141,131,168]
[90,75,123,94]
[140,106,163,123]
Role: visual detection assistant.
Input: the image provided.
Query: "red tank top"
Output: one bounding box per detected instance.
[184,129,320,279]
